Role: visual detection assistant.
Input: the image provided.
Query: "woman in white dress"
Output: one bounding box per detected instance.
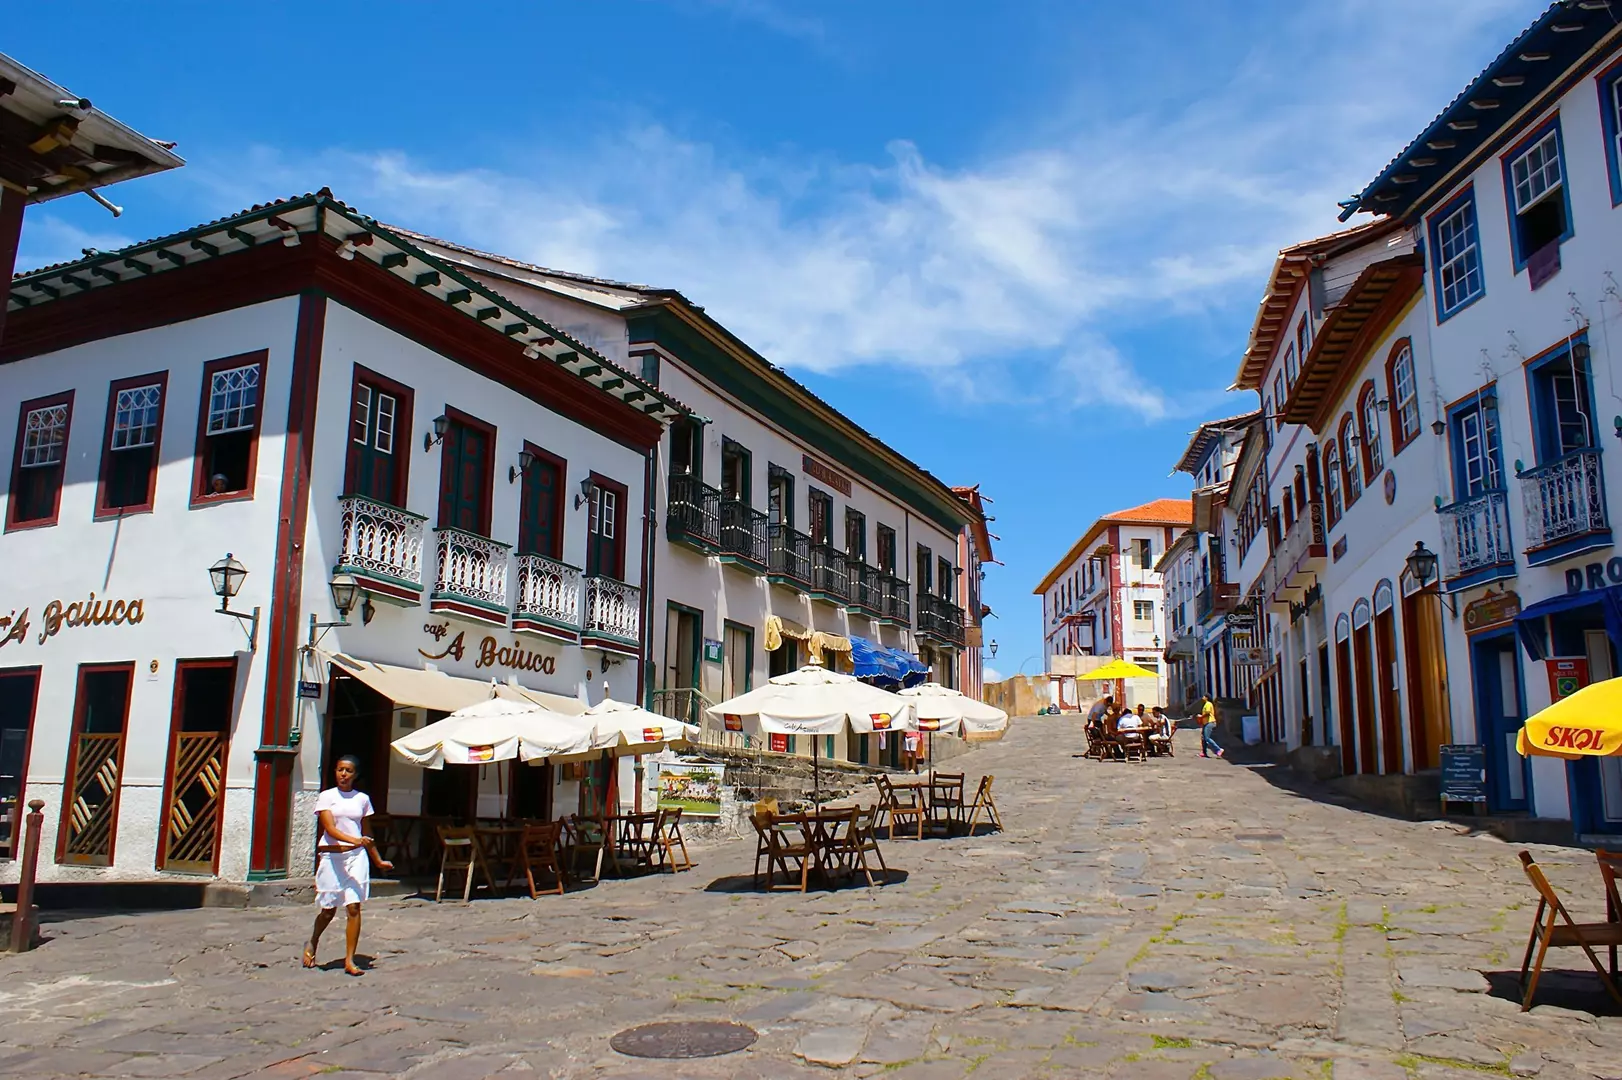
[303,755,391,975]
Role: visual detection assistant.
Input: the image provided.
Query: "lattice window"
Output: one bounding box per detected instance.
[1511,130,1562,213]
[112,384,162,449]
[1435,199,1482,314]
[21,404,67,467]
[206,364,260,434]
[1391,346,1419,443]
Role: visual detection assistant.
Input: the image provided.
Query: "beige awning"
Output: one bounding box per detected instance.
[808,630,852,663]
[764,615,812,651]
[324,652,585,716]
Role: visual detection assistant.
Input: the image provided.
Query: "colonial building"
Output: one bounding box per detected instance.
[953,485,999,702]
[1034,499,1191,708]
[388,230,983,769]
[0,192,687,883]
[1156,529,1201,712]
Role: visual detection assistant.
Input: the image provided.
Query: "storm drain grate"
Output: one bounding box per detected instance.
[610,1021,759,1059]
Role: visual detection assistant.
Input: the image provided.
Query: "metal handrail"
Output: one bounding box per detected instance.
[1518,448,1607,550]
[668,472,721,547]
[719,498,768,566]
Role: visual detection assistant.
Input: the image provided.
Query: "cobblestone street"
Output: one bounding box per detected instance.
[2,717,1619,1080]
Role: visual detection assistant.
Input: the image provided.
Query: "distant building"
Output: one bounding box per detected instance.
[952,485,999,702]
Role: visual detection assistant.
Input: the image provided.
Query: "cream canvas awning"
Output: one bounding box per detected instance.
[323,652,585,716]
[764,615,811,651]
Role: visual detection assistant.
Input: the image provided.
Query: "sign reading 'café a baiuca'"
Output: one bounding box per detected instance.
[0,592,148,650]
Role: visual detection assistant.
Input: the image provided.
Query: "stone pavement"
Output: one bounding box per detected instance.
[2,718,1620,1080]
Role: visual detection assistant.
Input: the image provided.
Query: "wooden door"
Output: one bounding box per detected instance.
[1351,627,1376,775]
[438,420,491,533]
[349,381,404,504]
[1374,610,1402,774]
[159,660,238,873]
[1473,633,1528,812]
[586,479,624,579]
[60,664,134,866]
[518,451,562,558]
[0,668,40,861]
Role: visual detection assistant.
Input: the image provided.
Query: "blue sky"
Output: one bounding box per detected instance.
[11,0,1548,678]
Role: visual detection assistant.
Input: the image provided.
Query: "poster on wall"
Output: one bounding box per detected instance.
[1547,657,1589,702]
[1439,744,1487,805]
[656,761,725,818]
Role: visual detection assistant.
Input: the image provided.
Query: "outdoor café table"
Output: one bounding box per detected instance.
[776,808,857,882]
[608,812,662,874]
[472,823,525,888]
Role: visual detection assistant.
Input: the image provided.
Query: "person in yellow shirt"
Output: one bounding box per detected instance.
[1199,696,1223,758]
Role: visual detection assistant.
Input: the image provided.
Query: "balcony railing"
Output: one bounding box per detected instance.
[1437,489,1516,582]
[336,495,427,592]
[878,572,911,624]
[583,574,641,645]
[918,593,966,645]
[513,553,582,632]
[768,523,812,586]
[668,472,721,549]
[719,498,769,568]
[849,561,883,616]
[1194,581,1237,622]
[1519,449,1608,552]
[432,527,511,612]
[809,543,849,602]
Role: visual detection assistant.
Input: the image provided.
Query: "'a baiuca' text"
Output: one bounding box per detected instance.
[38,595,146,644]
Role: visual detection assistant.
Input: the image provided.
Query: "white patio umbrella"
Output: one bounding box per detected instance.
[585,696,701,756]
[899,684,1011,762]
[390,696,597,769]
[707,662,916,798]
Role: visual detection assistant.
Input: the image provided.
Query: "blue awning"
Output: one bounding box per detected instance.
[851,636,929,688]
[1514,586,1622,661]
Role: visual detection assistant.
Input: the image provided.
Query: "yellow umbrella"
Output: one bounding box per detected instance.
[1078,658,1160,681]
[1515,677,1622,759]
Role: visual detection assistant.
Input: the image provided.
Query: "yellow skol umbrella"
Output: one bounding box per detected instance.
[1078,658,1161,681]
[1515,677,1622,759]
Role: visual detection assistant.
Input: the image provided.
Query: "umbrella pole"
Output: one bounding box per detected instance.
[813,735,820,804]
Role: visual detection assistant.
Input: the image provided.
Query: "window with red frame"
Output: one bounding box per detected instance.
[346,369,414,506]
[1272,374,1285,427]
[1339,414,1362,505]
[1385,342,1421,453]
[1359,384,1384,477]
[1323,440,1343,527]
[193,353,266,502]
[8,391,73,528]
[98,373,167,515]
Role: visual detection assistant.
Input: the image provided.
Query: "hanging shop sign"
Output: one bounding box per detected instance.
[419,621,557,675]
[1462,590,1520,633]
[703,638,723,664]
[1224,611,1256,630]
[0,594,148,650]
[1230,647,1265,665]
[1332,536,1348,563]
[801,454,853,497]
[1547,657,1588,702]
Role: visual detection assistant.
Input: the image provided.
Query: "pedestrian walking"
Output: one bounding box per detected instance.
[304,755,391,975]
[1198,695,1223,758]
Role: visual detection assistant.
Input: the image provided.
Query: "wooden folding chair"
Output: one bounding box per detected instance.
[884,778,926,840]
[965,775,1002,834]
[929,772,966,836]
[832,806,889,887]
[1517,850,1622,1010]
[871,776,895,833]
[1598,849,1622,977]
[561,815,607,882]
[654,807,693,872]
[1119,730,1148,762]
[435,824,495,902]
[761,813,813,892]
[508,820,566,898]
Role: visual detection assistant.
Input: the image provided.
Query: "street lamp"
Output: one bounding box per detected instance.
[209,553,259,652]
[576,475,600,510]
[423,413,450,452]
[308,573,362,647]
[1404,541,1457,615]
[509,448,537,484]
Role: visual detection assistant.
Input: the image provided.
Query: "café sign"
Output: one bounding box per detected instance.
[419,621,557,675]
[1463,590,1520,633]
[0,592,147,650]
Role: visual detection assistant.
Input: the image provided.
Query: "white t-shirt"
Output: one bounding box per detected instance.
[1117,715,1144,731]
[315,787,374,850]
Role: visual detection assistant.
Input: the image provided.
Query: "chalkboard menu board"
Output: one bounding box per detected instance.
[1440,743,1487,805]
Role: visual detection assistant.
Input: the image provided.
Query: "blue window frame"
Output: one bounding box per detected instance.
[1447,389,1504,500]
[1599,65,1622,206]
[1500,116,1574,274]
[1428,187,1485,321]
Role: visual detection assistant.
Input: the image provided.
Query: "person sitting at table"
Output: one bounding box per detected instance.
[1116,707,1144,733]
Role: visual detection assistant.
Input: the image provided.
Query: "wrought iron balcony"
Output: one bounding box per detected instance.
[1436,489,1516,584]
[809,543,849,603]
[718,498,768,570]
[431,527,512,624]
[583,574,641,648]
[1266,518,1324,608]
[1194,581,1237,622]
[335,495,427,600]
[848,561,884,617]
[512,553,582,637]
[918,592,966,645]
[768,523,812,588]
[1519,449,1609,554]
[667,472,721,551]
[879,572,911,624]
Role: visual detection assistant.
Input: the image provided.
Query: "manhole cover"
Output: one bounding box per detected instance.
[610,1020,758,1059]
[1234,832,1285,841]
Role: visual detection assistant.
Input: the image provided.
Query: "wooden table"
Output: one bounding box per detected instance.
[607,812,662,874]
[774,808,857,882]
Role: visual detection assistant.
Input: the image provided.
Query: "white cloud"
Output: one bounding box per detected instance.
[17,216,135,272]
[27,1,1536,422]
[982,665,1005,684]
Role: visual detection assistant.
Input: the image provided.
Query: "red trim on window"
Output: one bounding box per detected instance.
[519,441,567,560]
[95,370,168,520]
[1338,413,1360,508]
[590,471,629,580]
[435,405,497,536]
[5,389,74,532]
[1384,338,1418,456]
[155,657,239,873]
[56,661,135,867]
[0,665,41,861]
[1323,439,1342,529]
[190,350,269,508]
[1356,379,1382,480]
[343,364,415,506]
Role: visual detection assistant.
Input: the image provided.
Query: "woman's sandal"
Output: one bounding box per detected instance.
[344,963,364,977]
[302,945,317,969]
